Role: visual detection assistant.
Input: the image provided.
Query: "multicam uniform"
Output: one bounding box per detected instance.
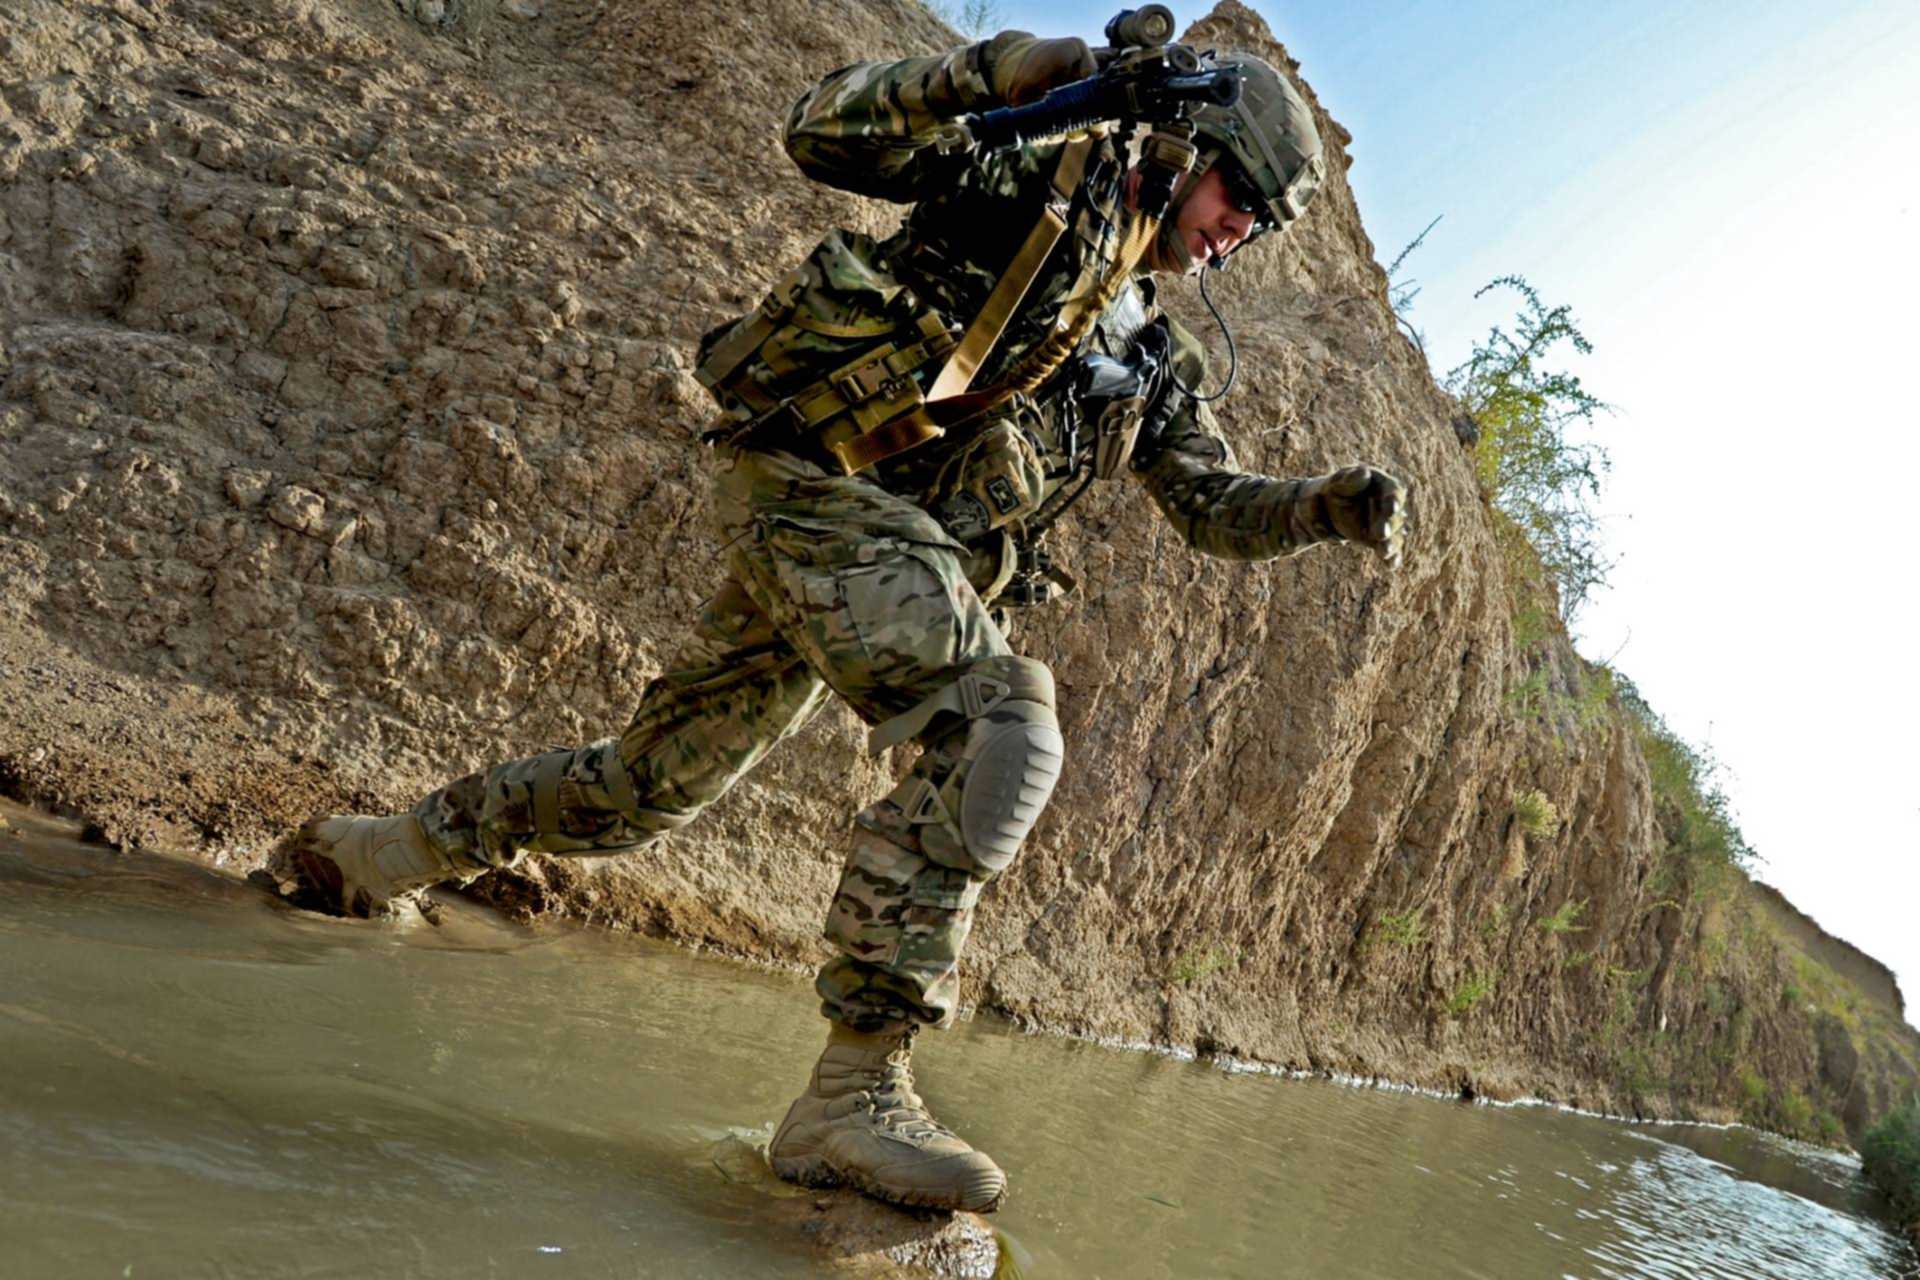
[410,39,1355,1034]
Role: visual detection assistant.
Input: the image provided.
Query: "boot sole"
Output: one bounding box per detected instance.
[769,1151,1007,1215]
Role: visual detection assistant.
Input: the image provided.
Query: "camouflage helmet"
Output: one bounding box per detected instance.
[1188,54,1325,230]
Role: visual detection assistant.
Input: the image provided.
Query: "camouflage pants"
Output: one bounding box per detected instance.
[416,446,1030,1032]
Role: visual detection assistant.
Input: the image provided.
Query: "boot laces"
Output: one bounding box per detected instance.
[860,1034,953,1140]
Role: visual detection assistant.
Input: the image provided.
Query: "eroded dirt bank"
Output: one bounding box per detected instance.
[2,0,1915,1159]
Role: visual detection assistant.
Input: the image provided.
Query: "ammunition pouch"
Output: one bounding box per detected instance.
[697,277,958,475]
[788,315,956,474]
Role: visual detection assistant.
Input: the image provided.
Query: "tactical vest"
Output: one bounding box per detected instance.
[694,133,1157,477]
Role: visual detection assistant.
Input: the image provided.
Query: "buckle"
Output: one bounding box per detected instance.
[761,267,805,316]
[960,675,1011,719]
[890,776,949,825]
[839,358,905,405]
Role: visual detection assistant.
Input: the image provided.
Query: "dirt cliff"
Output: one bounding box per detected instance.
[2,0,1914,1166]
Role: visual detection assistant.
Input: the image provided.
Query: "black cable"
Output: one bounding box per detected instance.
[1169,258,1236,403]
[1026,456,1096,539]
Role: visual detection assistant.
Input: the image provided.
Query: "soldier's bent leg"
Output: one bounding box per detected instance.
[415,578,828,870]
[733,497,1062,1213]
[818,654,1062,1030]
[730,508,1054,1028]
[768,658,1063,1216]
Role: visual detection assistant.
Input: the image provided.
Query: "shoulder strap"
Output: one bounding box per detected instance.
[925,207,1159,428]
[922,136,1095,404]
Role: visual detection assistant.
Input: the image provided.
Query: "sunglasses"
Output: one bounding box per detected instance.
[1219,162,1275,231]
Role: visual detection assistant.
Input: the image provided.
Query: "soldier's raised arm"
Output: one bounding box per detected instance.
[1134,315,1406,565]
[783,33,1094,202]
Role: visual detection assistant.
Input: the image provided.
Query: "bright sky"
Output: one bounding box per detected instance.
[1000,0,1920,1020]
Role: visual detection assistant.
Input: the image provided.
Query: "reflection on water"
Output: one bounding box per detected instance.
[1,804,1916,1280]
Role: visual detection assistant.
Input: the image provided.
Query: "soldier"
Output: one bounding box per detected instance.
[276,30,1405,1214]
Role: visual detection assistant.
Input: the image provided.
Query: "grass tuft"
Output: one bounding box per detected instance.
[1478,902,1512,942]
[1514,789,1561,838]
[1446,968,1497,1018]
[1168,944,1235,987]
[1536,898,1588,936]
[1369,906,1429,952]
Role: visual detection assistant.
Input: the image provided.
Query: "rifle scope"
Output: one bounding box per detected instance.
[1105,5,1176,48]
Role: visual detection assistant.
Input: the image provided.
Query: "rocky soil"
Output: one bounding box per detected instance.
[2,0,1915,1232]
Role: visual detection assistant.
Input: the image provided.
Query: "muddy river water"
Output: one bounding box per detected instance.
[2,803,1916,1279]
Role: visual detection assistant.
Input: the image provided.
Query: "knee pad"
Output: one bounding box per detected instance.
[872,656,1064,876]
[955,702,1064,871]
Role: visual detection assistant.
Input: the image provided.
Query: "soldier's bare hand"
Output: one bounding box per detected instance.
[984,32,1097,107]
[1322,466,1407,568]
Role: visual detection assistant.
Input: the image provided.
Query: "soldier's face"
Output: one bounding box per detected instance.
[1171,166,1259,273]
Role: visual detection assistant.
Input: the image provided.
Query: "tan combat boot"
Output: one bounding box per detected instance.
[769,1024,1007,1213]
[279,814,468,918]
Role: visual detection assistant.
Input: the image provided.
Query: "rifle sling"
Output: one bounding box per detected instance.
[922,136,1095,405]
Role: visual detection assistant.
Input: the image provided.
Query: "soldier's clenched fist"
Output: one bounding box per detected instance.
[984,32,1097,107]
[1307,466,1407,568]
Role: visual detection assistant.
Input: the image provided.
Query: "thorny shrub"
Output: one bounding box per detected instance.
[1446,276,1611,623]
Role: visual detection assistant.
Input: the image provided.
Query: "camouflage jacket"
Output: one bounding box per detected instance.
[695,39,1336,566]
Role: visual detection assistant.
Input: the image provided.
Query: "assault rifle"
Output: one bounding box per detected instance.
[937,6,1242,156]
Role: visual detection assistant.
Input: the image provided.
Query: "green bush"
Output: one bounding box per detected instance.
[1514,789,1561,838]
[1617,676,1755,879]
[1447,276,1610,622]
[1776,1088,1814,1136]
[1862,1096,1920,1232]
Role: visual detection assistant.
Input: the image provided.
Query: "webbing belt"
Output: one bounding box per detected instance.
[867,658,1057,755]
[789,328,956,430]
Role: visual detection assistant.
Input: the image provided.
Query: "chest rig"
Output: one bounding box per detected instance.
[696,122,1198,478]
